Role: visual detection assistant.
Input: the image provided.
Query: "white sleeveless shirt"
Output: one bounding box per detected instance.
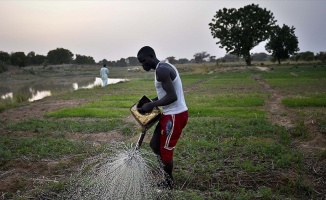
[155,61,188,115]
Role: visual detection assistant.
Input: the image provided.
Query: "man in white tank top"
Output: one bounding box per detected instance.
[137,46,188,190]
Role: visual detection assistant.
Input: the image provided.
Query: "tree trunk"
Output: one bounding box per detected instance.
[278,57,281,64]
[245,51,251,66]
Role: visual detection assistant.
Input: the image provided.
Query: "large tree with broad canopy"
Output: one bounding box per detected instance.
[209,4,276,66]
[265,24,299,64]
[47,48,74,65]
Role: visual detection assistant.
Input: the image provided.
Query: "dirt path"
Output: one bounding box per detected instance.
[0,99,90,122]
[251,74,295,129]
[252,73,326,198]
[183,77,214,94]
[252,73,326,151]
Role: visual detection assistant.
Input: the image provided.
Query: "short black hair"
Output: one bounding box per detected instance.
[103,64,107,67]
[137,46,156,57]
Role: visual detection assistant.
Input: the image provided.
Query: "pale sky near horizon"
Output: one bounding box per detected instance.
[1,0,325,62]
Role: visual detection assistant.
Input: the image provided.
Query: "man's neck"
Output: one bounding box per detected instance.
[153,58,160,70]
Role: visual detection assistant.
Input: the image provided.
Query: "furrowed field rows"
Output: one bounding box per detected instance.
[0,63,325,199]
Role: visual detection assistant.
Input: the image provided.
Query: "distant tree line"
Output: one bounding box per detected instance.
[1,47,325,74]
[0,48,99,70]
[215,51,326,63]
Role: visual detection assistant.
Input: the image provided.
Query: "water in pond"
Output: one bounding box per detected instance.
[0,77,127,102]
[64,143,171,200]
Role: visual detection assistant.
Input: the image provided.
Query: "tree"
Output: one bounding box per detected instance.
[0,51,10,65]
[178,58,189,64]
[26,51,36,65]
[166,56,177,64]
[218,54,240,62]
[209,4,276,66]
[298,51,315,61]
[265,24,299,64]
[99,59,108,65]
[251,52,270,61]
[116,58,127,67]
[107,61,116,67]
[209,56,216,63]
[315,52,326,63]
[75,54,95,64]
[194,51,210,63]
[47,48,74,65]
[126,57,140,66]
[34,55,47,65]
[10,52,26,67]
[43,59,49,68]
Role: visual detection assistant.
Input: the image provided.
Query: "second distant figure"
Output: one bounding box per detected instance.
[100,64,110,87]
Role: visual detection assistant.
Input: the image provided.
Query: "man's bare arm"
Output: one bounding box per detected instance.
[140,67,177,113]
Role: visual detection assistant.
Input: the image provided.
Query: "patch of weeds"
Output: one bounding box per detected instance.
[274,151,302,168]
[0,147,12,166]
[187,93,265,107]
[280,112,287,117]
[119,122,136,136]
[289,121,309,138]
[256,186,273,199]
[0,99,22,113]
[6,119,125,134]
[238,159,265,172]
[14,92,30,103]
[42,180,66,193]
[173,190,205,200]
[51,160,76,175]
[1,192,14,199]
[0,136,88,165]
[185,118,287,141]
[9,176,29,194]
[86,100,133,108]
[318,120,326,134]
[45,107,130,118]
[210,191,233,200]
[277,128,291,145]
[189,107,265,118]
[0,63,8,73]
[282,176,313,197]
[295,109,306,116]
[101,95,140,101]
[239,137,301,169]
[317,149,326,160]
[282,94,326,107]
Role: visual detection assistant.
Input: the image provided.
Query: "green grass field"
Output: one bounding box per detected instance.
[0,63,325,199]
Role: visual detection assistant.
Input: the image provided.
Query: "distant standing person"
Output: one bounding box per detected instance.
[137,46,188,190]
[100,64,109,87]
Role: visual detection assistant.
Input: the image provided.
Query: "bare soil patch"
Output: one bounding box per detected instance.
[0,158,80,196]
[255,66,269,71]
[0,99,90,122]
[66,131,127,147]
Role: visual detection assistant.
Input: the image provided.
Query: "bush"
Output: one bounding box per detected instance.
[0,63,8,73]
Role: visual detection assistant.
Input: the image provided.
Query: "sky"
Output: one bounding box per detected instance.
[1,0,325,62]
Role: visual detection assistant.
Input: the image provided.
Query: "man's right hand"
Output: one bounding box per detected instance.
[139,102,154,114]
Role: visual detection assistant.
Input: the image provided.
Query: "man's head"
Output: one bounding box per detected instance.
[103,64,107,67]
[137,46,158,71]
